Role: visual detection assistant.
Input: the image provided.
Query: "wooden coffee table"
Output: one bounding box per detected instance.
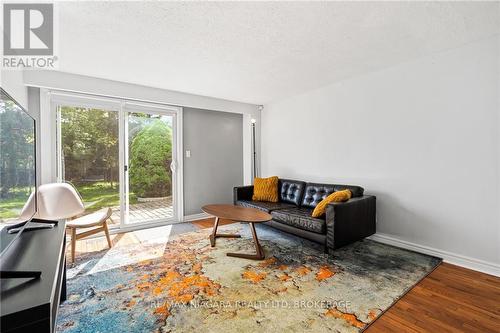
[202,204,272,260]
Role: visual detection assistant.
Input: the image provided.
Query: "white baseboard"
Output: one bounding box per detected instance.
[369,233,500,277]
[183,212,211,222]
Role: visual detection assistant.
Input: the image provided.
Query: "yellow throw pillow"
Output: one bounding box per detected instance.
[252,176,279,202]
[311,189,352,218]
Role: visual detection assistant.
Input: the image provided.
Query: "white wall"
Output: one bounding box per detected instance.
[1,70,28,109]
[262,36,500,274]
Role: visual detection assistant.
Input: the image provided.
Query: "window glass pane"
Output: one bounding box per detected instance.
[59,106,120,226]
[127,112,174,224]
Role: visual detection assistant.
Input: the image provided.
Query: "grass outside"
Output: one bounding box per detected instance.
[0,182,138,220]
[74,181,138,212]
[0,186,33,220]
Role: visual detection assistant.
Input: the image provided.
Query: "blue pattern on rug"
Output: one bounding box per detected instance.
[57,224,441,332]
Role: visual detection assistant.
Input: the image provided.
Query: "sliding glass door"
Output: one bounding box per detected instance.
[57,102,122,227]
[124,105,177,226]
[55,94,180,230]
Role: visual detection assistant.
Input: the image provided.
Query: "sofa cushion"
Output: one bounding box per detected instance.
[311,189,352,218]
[235,200,295,213]
[271,207,326,234]
[301,183,336,208]
[278,179,306,206]
[302,183,365,208]
[252,176,279,202]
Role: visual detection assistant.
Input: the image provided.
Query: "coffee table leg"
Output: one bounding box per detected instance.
[209,217,219,247]
[209,217,241,247]
[227,222,265,260]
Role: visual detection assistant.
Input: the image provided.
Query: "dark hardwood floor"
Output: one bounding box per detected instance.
[192,218,500,333]
[367,262,499,332]
[74,218,500,332]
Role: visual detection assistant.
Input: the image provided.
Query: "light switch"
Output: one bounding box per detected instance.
[186,150,191,158]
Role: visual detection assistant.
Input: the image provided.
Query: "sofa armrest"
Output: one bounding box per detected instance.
[233,185,254,203]
[325,195,376,250]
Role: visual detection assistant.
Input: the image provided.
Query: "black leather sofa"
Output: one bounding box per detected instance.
[234,179,376,253]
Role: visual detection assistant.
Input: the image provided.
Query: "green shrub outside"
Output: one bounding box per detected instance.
[129,121,172,198]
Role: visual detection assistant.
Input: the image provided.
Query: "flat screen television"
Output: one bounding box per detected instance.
[0,88,37,258]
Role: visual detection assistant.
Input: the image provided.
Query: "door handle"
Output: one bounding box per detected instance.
[170,160,176,173]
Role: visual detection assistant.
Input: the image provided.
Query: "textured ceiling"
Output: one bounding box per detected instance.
[57,1,499,104]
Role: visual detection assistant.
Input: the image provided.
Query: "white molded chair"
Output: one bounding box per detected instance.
[22,183,113,263]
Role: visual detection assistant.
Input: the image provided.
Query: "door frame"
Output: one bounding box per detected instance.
[49,90,183,232]
[121,101,183,229]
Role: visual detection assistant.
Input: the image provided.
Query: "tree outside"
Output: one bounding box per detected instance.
[57,106,121,213]
[0,99,36,220]
[60,106,119,188]
[129,120,172,198]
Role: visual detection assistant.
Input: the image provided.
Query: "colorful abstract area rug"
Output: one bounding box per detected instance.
[57,224,441,333]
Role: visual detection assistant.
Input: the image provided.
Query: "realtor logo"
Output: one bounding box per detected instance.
[2,3,57,69]
[3,3,53,56]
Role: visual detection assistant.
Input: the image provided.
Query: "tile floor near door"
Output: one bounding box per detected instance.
[68,219,500,333]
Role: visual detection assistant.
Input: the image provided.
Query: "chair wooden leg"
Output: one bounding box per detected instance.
[103,221,112,249]
[70,227,76,263]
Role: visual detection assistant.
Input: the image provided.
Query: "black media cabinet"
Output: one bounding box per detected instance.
[1,219,67,333]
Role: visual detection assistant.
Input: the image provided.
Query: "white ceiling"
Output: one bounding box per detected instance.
[57,1,499,104]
